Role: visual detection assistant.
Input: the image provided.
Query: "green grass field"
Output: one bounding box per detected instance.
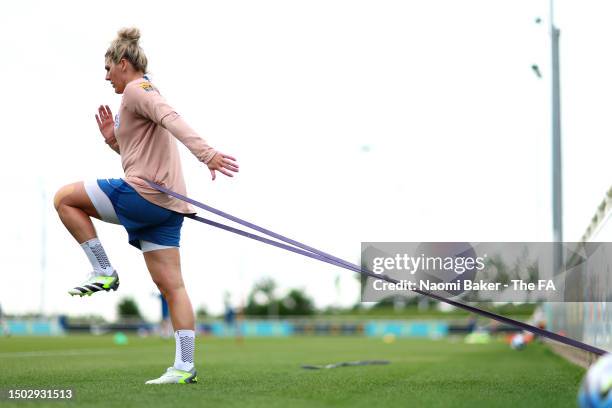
[0,335,585,408]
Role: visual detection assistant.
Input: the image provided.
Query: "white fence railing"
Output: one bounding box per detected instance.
[546,186,612,353]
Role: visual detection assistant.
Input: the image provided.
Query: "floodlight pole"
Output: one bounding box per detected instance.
[550,0,563,275]
[40,180,47,316]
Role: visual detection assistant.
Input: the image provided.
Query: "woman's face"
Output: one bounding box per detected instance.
[105,59,128,94]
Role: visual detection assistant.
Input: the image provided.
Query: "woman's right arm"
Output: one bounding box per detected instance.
[95,105,120,154]
[106,137,120,154]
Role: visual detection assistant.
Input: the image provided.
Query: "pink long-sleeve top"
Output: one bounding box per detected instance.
[114,77,217,214]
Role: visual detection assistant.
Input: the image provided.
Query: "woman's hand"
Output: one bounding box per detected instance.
[207,152,239,180]
[95,105,116,144]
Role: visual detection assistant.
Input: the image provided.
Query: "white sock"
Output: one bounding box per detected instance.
[80,238,114,276]
[174,329,195,371]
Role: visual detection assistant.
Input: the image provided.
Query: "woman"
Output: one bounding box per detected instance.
[53,27,239,384]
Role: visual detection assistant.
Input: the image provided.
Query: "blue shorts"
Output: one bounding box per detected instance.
[88,178,184,250]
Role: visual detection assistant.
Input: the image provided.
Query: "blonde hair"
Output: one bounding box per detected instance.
[105,27,148,73]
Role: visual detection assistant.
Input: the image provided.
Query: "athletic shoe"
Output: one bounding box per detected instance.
[145,367,198,384]
[68,271,120,297]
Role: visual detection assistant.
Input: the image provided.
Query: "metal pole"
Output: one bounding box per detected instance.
[550,0,563,274]
[40,179,47,316]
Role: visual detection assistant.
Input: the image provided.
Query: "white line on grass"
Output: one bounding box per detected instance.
[0,347,165,359]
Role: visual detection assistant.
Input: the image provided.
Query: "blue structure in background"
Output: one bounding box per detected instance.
[3,317,449,338]
[364,321,449,338]
[207,321,294,337]
[198,320,448,338]
[4,318,65,336]
[161,295,169,321]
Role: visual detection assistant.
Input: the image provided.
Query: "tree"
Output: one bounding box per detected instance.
[245,277,278,316]
[279,289,315,316]
[196,305,208,318]
[245,278,316,316]
[117,297,142,319]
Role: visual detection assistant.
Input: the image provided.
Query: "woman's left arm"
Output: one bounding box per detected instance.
[162,114,239,180]
[125,83,239,180]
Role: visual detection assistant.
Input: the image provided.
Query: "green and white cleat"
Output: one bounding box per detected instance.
[145,367,198,384]
[68,271,119,297]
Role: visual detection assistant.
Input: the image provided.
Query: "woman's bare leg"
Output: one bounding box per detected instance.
[144,247,197,380]
[54,181,100,244]
[143,248,195,330]
[55,181,117,296]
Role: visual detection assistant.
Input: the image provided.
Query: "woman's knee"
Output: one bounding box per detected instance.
[144,249,185,298]
[53,183,77,211]
[53,182,99,218]
[153,275,185,298]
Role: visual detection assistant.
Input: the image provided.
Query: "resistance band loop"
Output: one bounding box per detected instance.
[146,180,606,356]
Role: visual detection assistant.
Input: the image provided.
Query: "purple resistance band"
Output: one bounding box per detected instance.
[146,180,607,356]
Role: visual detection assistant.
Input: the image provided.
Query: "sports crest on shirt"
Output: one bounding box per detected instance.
[139,82,157,92]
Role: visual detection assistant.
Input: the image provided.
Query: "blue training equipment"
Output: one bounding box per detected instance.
[579,353,612,408]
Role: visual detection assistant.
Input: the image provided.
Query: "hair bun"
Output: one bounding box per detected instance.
[117,27,140,43]
[105,26,148,73]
